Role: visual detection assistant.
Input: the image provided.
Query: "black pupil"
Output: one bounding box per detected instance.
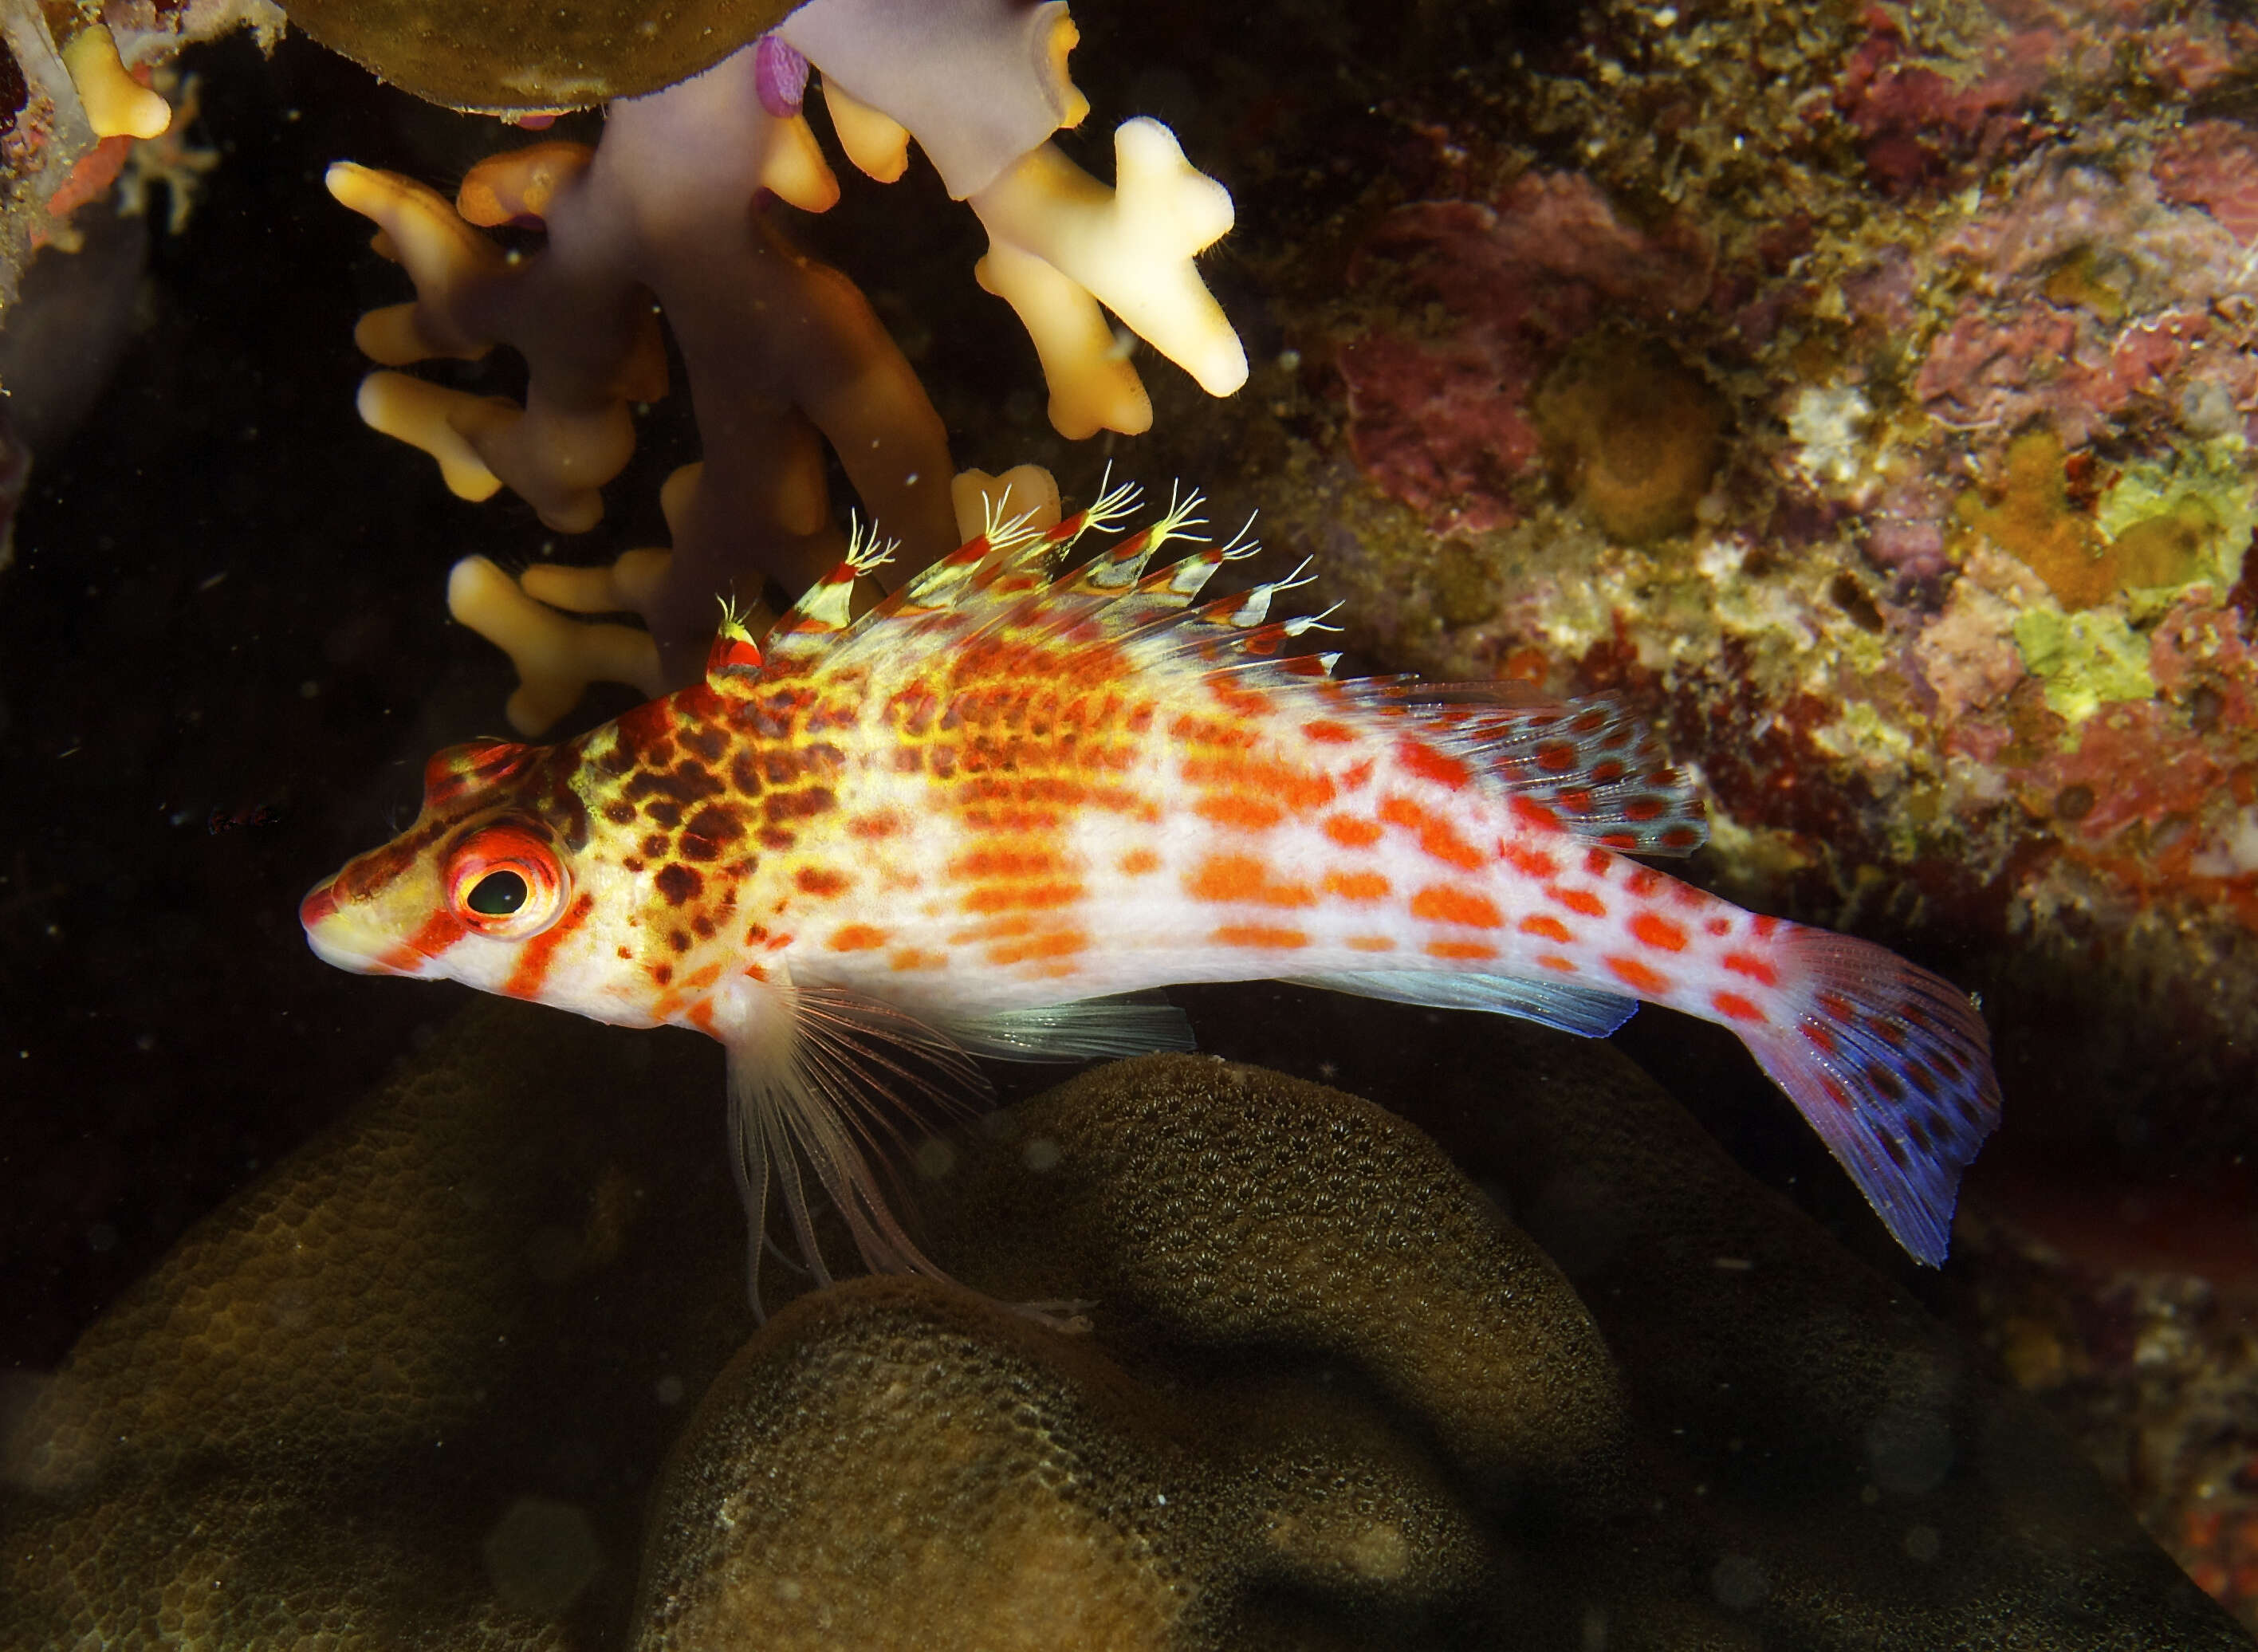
[467,870,529,916]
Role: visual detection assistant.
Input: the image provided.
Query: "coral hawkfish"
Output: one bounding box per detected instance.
[302,483,2000,1297]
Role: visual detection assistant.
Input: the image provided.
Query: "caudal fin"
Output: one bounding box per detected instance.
[1739,928,2000,1266]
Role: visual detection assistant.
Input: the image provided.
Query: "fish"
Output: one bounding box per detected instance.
[301,481,2000,1303]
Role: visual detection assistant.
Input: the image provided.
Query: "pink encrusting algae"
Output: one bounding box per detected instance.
[301,485,2001,1297]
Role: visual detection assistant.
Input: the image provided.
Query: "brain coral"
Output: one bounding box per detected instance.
[1,996,2242,1648]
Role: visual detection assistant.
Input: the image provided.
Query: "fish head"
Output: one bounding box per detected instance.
[300,737,643,1021]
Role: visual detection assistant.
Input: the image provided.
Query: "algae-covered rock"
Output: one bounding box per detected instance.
[3,997,2245,1649]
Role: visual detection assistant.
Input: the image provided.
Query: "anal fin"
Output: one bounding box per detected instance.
[1288,970,1638,1038]
[937,992,1197,1062]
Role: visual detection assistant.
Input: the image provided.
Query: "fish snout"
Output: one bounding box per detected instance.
[301,876,416,977]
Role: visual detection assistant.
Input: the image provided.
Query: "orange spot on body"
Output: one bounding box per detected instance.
[686,1000,718,1036]
[1520,914,1573,942]
[683,962,723,990]
[1712,990,1767,1023]
[1303,719,1355,743]
[1751,914,1780,938]
[1411,885,1503,927]
[1212,923,1309,949]
[828,923,891,952]
[1606,955,1671,994]
[796,867,850,898]
[1624,867,1665,897]
[1182,753,1336,812]
[1510,796,1564,832]
[950,846,1065,879]
[1426,939,1497,961]
[1378,796,1486,871]
[1552,887,1607,918]
[1324,870,1391,902]
[1188,854,1315,907]
[1346,934,1397,952]
[1504,843,1560,879]
[1323,814,1383,849]
[1629,912,1688,952]
[1207,676,1270,718]
[1723,951,1779,986]
[1705,917,1732,936]
[962,880,1085,914]
[1398,738,1473,790]
[989,930,1088,966]
[1195,793,1287,831]
[1584,848,1613,877]
[1340,759,1376,791]
[889,948,946,971]
[1536,954,1578,974]
[1119,848,1162,876]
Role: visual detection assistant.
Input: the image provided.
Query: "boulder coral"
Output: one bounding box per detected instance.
[2,995,2241,1648]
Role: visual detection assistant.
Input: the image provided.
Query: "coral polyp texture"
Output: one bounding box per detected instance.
[333,0,1245,730]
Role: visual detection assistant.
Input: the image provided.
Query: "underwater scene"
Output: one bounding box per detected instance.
[4,0,2258,1643]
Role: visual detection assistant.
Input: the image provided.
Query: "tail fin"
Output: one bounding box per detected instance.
[1739,928,2000,1266]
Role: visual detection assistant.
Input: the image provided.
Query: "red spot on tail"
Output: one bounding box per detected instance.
[1629,912,1687,951]
[1724,951,1779,986]
[1552,887,1607,918]
[1605,955,1671,993]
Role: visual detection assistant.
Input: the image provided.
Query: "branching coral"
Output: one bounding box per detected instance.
[333,0,1246,732]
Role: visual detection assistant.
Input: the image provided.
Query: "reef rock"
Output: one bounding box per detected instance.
[2,997,2245,1649]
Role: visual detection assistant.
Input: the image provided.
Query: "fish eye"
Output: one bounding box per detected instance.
[446,823,568,938]
[466,870,527,915]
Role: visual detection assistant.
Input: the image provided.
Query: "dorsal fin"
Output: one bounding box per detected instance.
[761,518,899,676]
[1343,682,1708,856]
[687,481,1703,861]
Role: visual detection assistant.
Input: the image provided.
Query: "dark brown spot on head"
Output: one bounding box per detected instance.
[682,725,728,764]
[644,799,684,828]
[651,961,674,985]
[692,914,716,939]
[758,826,797,852]
[604,800,636,825]
[643,833,671,859]
[765,786,839,824]
[681,805,745,861]
[655,863,704,906]
[730,752,765,795]
[668,928,691,954]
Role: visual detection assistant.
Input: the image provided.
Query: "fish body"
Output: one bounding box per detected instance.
[304,488,2000,1292]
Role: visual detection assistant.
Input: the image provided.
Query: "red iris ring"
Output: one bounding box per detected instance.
[446,822,568,937]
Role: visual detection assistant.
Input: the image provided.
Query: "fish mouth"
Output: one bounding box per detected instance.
[300,879,416,977]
